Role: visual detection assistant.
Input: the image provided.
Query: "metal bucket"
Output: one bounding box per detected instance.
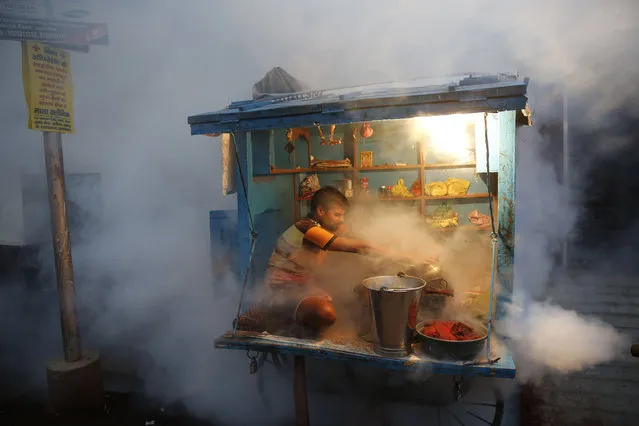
[361,274,426,357]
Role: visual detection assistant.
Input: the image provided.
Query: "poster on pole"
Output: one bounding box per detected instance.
[21,40,74,133]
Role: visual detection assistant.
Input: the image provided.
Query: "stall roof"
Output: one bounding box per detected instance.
[188,73,529,135]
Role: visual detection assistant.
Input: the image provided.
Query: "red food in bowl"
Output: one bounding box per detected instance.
[421,320,483,341]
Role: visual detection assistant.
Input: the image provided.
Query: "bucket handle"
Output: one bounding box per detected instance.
[380,271,408,292]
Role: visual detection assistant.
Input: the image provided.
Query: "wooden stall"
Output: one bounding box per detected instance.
[188,73,532,425]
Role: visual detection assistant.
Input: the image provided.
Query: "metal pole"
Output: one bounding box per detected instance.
[293,355,310,426]
[43,131,82,362]
[562,90,570,269]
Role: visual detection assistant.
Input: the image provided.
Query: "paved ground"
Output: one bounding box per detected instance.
[0,392,217,426]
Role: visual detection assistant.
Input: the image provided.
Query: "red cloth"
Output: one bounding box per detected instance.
[421,320,482,341]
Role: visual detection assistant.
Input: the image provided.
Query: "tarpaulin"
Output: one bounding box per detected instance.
[221,133,236,195]
[252,67,309,100]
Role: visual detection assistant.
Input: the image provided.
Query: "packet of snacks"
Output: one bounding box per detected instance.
[299,174,321,200]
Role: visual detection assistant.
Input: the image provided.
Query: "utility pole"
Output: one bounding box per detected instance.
[562,89,570,270]
[3,0,108,411]
[39,0,104,412]
[43,131,82,362]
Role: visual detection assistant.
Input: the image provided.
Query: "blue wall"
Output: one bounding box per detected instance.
[211,112,517,306]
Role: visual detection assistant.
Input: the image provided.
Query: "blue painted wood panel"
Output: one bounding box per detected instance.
[272,128,295,168]
[250,209,286,290]
[215,331,516,379]
[210,209,239,281]
[251,130,272,176]
[234,131,252,273]
[209,210,237,249]
[496,110,516,321]
[247,133,295,220]
[475,113,501,173]
[190,97,527,136]
[356,119,421,167]
[188,75,528,128]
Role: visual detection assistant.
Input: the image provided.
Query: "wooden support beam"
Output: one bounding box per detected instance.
[294,355,310,426]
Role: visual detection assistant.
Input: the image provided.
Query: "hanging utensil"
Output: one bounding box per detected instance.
[360,122,374,138]
[285,128,311,163]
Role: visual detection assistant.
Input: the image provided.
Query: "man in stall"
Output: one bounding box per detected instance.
[239,186,435,333]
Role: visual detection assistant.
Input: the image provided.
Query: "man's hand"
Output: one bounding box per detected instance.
[399,253,439,268]
[423,256,439,266]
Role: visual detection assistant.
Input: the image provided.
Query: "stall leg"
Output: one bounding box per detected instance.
[294,355,310,426]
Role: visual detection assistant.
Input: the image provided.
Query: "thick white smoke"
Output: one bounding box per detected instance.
[498,126,630,382]
[1,0,638,424]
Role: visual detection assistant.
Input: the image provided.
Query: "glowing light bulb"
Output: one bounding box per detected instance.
[413,114,478,162]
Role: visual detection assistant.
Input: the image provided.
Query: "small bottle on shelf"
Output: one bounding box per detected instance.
[360,177,369,194]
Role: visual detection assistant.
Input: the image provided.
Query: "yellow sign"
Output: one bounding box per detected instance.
[21,41,74,133]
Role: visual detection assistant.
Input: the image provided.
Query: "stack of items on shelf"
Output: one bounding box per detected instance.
[426,204,459,229]
[425,178,471,197]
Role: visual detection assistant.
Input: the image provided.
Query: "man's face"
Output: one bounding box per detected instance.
[316,203,345,232]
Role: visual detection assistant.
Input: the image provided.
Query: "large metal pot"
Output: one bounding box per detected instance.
[361,274,426,357]
[400,263,442,282]
[421,263,444,282]
[402,263,454,319]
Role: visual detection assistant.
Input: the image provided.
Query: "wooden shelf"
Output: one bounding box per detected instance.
[297,192,489,204]
[432,224,493,232]
[423,193,489,201]
[375,193,490,201]
[359,165,421,171]
[379,196,419,201]
[271,163,476,175]
[270,167,355,175]
[424,162,476,170]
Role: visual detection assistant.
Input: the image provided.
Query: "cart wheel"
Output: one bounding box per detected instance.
[373,376,506,426]
[424,389,505,426]
[372,388,505,426]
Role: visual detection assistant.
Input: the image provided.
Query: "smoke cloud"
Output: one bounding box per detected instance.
[1,0,638,424]
[494,126,630,382]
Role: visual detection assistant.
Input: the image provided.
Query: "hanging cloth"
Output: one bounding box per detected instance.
[221,133,237,195]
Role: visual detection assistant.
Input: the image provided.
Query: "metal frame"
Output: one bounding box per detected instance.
[216,331,515,378]
[496,110,517,321]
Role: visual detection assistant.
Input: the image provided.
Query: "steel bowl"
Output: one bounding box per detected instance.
[415,320,487,361]
[401,263,444,282]
[422,263,444,281]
